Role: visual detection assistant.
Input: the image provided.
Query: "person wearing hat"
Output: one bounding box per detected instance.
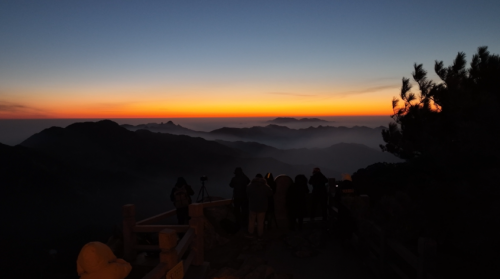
[309,167,328,222]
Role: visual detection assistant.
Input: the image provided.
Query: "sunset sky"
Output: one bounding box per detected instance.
[1,0,499,118]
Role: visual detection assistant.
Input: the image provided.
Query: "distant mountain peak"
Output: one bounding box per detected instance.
[266,117,329,124]
[121,121,189,132]
[265,124,291,129]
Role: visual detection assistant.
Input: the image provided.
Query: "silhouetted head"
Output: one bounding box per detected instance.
[234,167,243,175]
[313,167,321,174]
[256,173,263,178]
[342,173,352,181]
[175,177,187,187]
[295,174,308,185]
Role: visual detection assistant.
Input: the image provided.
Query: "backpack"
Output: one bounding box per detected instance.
[174,185,190,208]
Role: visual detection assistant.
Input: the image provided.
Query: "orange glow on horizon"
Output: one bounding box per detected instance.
[0,103,392,119]
[0,86,395,119]
[0,109,391,119]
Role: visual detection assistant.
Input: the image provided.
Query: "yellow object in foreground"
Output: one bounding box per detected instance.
[166,261,184,279]
[76,241,131,279]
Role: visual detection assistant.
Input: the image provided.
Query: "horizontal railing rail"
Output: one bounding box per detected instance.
[124,199,232,279]
[136,209,177,225]
[199,199,232,208]
[133,224,190,233]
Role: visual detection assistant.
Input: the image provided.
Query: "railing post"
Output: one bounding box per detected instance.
[189,203,205,266]
[159,229,179,270]
[123,204,137,261]
[418,237,437,279]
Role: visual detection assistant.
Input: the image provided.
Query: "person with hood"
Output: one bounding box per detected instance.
[170,177,194,224]
[76,241,131,279]
[230,167,250,226]
[309,167,329,222]
[287,174,310,230]
[246,174,273,239]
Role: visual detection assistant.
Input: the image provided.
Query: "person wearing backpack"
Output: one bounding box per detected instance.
[170,177,194,224]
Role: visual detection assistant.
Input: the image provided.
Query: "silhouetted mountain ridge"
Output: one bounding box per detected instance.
[121,121,386,149]
[21,120,242,174]
[20,120,327,181]
[266,117,329,123]
[209,124,386,149]
[122,120,194,134]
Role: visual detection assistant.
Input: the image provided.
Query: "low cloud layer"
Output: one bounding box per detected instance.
[0,101,28,112]
[340,84,399,96]
[267,92,317,97]
[0,101,47,117]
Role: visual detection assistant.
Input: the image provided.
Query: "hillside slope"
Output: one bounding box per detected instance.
[216,140,401,174]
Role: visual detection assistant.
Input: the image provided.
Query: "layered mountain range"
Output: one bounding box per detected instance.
[122,121,386,149]
[265,117,329,124]
[7,120,400,185]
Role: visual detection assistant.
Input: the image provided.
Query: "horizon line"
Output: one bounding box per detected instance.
[0,114,391,120]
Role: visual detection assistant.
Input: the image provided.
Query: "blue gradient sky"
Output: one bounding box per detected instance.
[1,0,499,118]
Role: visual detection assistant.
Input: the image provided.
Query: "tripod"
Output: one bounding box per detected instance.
[196,179,211,203]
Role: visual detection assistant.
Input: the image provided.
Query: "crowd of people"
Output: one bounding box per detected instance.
[229,167,334,240]
[169,167,345,240]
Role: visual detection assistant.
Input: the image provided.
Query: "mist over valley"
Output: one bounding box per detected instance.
[122,118,387,150]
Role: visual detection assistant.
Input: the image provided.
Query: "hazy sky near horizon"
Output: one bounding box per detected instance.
[1,0,499,118]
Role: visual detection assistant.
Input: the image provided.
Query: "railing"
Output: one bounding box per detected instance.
[329,192,437,279]
[124,188,437,279]
[123,199,233,279]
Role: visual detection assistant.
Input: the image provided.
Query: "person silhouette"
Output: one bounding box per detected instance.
[287,174,310,230]
[246,174,273,239]
[229,167,250,226]
[170,177,194,225]
[309,167,328,222]
[264,172,277,229]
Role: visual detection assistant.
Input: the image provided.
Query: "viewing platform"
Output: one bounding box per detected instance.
[121,186,437,279]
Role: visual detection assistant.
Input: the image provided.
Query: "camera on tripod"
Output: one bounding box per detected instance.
[197,175,210,203]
